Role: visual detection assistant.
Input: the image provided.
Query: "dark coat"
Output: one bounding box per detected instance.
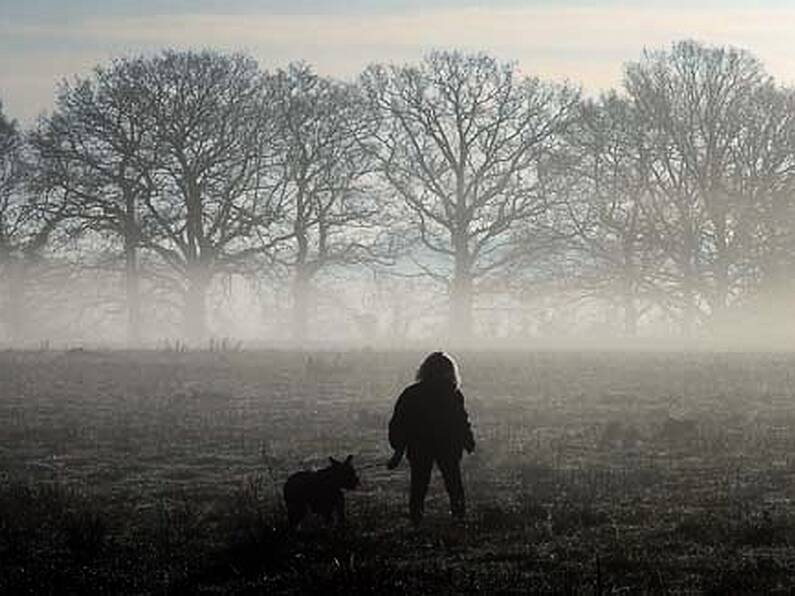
[388,381,475,459]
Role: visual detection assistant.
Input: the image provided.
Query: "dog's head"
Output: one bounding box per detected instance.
[328,454,359,489]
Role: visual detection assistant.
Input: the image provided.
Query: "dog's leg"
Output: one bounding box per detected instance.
[335,492,346,526]
[287,501,306,529]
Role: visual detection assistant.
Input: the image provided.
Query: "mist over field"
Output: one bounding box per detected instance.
[4,0,795,592]
[4,349,795,592]
[2,39,795,350]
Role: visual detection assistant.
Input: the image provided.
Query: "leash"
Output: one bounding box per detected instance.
[353,452,398,471]
[355,457,390,471]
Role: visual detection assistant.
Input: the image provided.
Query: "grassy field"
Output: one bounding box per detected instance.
[3,349,795,593]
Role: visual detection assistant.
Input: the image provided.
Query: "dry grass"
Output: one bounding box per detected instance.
[2,349,795,592]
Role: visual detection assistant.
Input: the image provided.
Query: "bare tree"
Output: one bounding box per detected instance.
[133,50,283,343]
[268,64,387,342]
[624,40,786,335]
[0,102,65,342]
[727,84,795,335]
[561,93,669,335]
[30,59,155,345]
[730,85,795,292]
[362,50,579,341]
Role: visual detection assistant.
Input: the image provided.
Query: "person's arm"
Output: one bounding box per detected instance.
[386,446,404,469]
[388,389,409,452]
[456,390,476,453]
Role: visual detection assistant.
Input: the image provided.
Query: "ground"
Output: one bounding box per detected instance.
[2,349,795,593]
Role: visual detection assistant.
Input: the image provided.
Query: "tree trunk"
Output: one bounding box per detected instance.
[183,265,209,344]
[710,214,731,329]
[124,191,141,347]
[291,269,311,345]
[680,229,700,338]
[450,231,474,343]
[450,273,474,343]
[621,273,638,337]
[711,249,730,328]
[4,259,27,344]
[124,236,141,347]
[623,292,638,337]
[621,233,639,337]
[681,281,699,338]
[180,169,210,345]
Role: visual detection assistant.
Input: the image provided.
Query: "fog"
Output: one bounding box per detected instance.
[6,29,795,595]
[2,267,794,351]
[2,42,795,352]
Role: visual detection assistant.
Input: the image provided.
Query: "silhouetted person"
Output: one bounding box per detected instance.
[387,351,475,525]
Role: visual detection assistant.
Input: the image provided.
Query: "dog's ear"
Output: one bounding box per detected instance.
[329,456,339,465]
[344,454,353,465]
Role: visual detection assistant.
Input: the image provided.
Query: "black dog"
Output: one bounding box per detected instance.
[283,455,359,527]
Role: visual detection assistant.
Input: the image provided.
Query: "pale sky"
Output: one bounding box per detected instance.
[2,0,795,123]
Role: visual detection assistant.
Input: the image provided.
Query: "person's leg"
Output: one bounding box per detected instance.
[438,455,465,520]
[409,454,433,525]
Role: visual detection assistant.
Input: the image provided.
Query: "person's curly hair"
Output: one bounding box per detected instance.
[415,351,460,389]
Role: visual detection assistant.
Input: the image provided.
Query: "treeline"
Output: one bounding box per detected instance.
[1,40,794,346]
